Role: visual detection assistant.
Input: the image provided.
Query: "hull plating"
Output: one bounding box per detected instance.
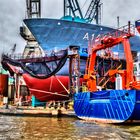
[23,74,70,102]
[74,90,140,123]
[24,18,140,52]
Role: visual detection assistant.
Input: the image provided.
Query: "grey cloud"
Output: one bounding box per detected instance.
[102,0,140,27]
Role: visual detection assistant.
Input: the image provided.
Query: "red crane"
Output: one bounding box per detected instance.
[84,22,140,92]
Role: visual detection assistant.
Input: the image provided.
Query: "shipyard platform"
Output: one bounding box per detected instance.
[0,105,76,118]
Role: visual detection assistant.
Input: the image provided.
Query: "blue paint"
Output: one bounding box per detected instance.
[74,90,140,123]
[61,16,87,23]
[24,18,140,52]
[32,96,46,107]
[135,20,140,28]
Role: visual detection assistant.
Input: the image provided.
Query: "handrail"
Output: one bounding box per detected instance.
[93,22,135,45]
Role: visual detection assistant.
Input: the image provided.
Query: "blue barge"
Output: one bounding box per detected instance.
[73,23,140,123]
[74,90,140,123]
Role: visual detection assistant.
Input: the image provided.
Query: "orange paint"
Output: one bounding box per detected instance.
[84,24,139,91]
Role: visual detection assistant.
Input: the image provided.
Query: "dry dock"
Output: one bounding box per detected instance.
[0,106,76,118]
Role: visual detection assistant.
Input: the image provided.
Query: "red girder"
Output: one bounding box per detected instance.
[84,23,138,91]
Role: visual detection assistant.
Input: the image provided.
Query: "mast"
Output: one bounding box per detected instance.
[26,0,41,18]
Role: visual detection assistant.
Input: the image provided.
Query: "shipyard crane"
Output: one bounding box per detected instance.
[26,0,83,19]
[26,0,41,18]
[84,22,140,91]
[64,0,83,19]
[84,0,102,24]
[26,0,102,23]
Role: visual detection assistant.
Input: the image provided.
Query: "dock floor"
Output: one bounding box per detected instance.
[0,105,76,118]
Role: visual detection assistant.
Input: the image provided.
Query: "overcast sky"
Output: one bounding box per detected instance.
[0,0,140,54]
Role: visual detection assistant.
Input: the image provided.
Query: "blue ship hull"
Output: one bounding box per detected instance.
[74,90,140,123]
[24,18,140,53]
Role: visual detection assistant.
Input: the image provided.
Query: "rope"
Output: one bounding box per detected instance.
[14,88,70,105]
[54,76,70,94]
[16,95,73,106]
[49,76,53,91]
[81,0,89,9]
[29,88,69,97]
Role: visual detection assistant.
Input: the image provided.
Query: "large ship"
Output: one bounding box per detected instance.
[2,0,140,102]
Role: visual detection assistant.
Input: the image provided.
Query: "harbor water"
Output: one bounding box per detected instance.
[0,115,140,140]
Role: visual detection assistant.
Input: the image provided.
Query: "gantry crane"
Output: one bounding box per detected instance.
[84,22,140,92]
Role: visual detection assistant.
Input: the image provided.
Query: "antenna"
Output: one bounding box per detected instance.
[117,16,120,28]
[11,44,16,53]
[26,0,41,18]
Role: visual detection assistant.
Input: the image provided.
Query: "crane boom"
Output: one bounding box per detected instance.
[84,0,102,24]
[64,0,83,19]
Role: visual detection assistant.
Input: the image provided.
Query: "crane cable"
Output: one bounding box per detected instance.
[81,0,89,10]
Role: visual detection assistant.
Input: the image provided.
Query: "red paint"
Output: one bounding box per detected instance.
[0,74,8,96]
[23,74,70,101]
[85,25,136,91]
[136,26,140,34]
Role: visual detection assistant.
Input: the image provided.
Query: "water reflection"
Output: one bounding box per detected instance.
[0,115,23,139]
[0,115,140,140]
